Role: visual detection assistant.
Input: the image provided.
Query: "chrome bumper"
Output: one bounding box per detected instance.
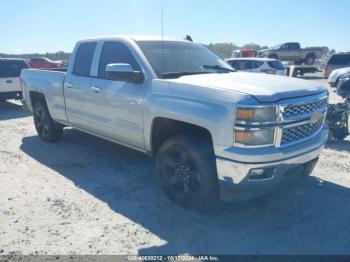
[216,127,328,202]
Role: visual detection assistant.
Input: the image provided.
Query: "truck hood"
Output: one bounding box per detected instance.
[168,72,327,103]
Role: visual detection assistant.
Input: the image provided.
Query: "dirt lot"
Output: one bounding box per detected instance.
[0,73,349,255]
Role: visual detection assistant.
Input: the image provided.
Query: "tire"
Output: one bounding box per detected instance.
[332,128,348,141]
[269,54,278,60]
[33,102,63,142]
[155,133,218,208]
[305,53,316,65]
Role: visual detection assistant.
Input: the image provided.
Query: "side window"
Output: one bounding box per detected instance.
[228,61,239,70]
[292,43,300,49]
[0,60,28,78]
[329,55,350,65]
[251,61,264,69]
[281,44,288,50]
[243,61,252,70]
[73,42,97,77]
[98,41,140,78]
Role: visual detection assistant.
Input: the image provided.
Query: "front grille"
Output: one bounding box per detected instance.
[283,97,328,119]
[281,118,323,145]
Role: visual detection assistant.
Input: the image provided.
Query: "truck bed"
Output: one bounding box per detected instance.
[21,69,67,122]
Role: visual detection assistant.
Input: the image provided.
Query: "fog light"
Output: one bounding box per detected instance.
[248,167,275,181]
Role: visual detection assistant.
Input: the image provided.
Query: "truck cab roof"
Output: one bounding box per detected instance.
[77,35,191,44]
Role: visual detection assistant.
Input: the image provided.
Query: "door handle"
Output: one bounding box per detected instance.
[65,82,73,88]
[90,86,102,93]
[6,80,13,84]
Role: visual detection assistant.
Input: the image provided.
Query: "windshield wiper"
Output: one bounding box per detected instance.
[161,71,213,79]
[202,65,235,72]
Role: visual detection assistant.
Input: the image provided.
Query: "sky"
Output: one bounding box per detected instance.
[1,0,349,54]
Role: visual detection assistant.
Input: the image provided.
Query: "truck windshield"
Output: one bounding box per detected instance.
[136,41,234,79]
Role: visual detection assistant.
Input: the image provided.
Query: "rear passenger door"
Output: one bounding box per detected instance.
[64,41,98,130]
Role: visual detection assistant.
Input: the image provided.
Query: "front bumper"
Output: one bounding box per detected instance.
[216,127,327,202]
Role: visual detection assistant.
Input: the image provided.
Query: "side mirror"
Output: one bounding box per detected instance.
[105,63,144,84]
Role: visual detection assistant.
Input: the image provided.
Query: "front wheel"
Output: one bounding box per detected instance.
[155,134,218,208]
[33,102,63,142]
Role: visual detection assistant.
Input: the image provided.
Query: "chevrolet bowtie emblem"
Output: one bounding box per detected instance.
[311,112,322,124]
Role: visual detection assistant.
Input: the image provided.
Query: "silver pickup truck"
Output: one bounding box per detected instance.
[21,36,329,208]
[258,42,323,65]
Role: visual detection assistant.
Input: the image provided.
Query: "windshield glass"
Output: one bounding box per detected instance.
[272,43,283,49]
[136,40,234,78]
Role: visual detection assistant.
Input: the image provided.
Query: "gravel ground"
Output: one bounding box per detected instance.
[0,73,349,255]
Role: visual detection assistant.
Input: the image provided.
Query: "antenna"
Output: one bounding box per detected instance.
[161,5,165,75]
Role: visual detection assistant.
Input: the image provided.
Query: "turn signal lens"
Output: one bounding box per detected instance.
[234,129,275,146]
[236,109,255,122]
[236,106,277,123]
[235,131,253,143]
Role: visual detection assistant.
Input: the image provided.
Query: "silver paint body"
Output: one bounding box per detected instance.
[21,36,329,200]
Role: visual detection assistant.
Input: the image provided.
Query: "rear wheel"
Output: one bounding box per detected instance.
[155,133,218,208]
[33,102,63,142]
[305,53,316,65]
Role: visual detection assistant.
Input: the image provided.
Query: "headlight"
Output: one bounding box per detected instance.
[234,128,275,147]
[236,106,277,124]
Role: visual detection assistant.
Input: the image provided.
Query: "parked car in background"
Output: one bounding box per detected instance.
[326,73,350,141]
[325,53,350,80]
[21,36,328,208]
[226,58,287,76]
[257,42,323,65]
[328,67,350,87]
[231,49,256,58]
[0,58,29,102]
[337,73,350,95]
[28,57,63,69]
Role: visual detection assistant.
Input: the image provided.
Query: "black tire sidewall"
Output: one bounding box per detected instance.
[306,54,315,65]
[33,102,62,142]
[155,133,218,208]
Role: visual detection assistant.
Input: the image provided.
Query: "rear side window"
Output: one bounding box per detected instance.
[0,60,28,78]
[227,61,239,69]
[98,41,140,78]
[328,54,350,65]
[251,61,264,69]
[268,60,285,70]
[73,42,97,77]
[228,60,250,70]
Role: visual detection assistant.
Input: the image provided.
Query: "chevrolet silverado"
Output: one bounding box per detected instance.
[21,36,329,208]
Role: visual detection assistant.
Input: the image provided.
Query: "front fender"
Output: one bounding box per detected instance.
[143,94,235,152]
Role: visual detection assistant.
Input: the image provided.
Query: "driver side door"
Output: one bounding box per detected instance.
[89,41,147,149]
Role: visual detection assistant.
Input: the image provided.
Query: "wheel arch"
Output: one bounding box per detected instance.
[150,117,214,156]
